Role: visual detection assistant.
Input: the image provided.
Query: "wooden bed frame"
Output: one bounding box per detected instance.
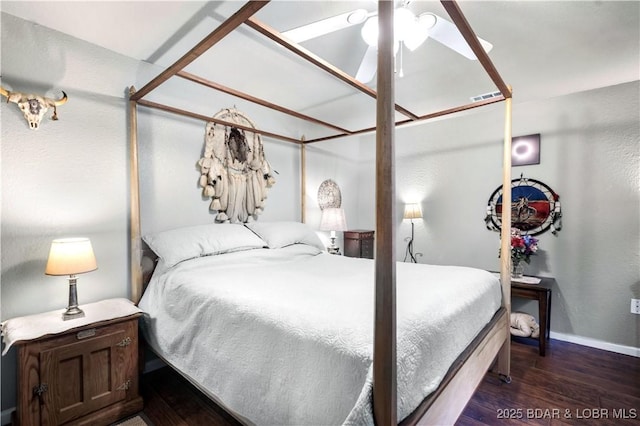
[128,1,513,424]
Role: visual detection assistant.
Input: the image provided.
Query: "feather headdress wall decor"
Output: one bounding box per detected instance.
[198,108,276,223]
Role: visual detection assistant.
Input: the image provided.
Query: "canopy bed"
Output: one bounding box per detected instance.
[128,1,514,425]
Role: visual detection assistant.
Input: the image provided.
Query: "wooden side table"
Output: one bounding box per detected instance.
[511,276,554,356]
[3,299,143,425]
[344,230,374,259]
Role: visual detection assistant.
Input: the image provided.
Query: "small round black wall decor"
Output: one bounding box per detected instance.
[485,175,562,236]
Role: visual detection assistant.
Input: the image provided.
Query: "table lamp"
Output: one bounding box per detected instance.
[45,238,97,320]
[320,207,347,254]
[403,203,423,263]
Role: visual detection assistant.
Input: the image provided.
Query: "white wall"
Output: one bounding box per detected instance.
[0,12,306,414]
[0,12,146,412]
[1,6,638,420]
[304,136,362,247]
[353,81,640,350]
[137,109,303,235]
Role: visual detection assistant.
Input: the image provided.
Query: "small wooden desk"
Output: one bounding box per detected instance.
[511,276,554,356]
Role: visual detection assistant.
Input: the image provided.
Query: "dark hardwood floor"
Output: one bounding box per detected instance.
[140,338,640,425]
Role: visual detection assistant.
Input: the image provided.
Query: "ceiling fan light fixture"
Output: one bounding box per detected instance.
[404,13,436,51]
[404,12,437,50]
[361,7,432,50]
[394,7,416,42]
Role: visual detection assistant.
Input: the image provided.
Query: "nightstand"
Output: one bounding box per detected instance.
[511,277,554,356]
[3,298,143,425]
[344,230,374,259]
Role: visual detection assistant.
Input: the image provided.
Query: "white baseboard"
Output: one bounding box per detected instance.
[550,331,640,357]
[1,408,14,426]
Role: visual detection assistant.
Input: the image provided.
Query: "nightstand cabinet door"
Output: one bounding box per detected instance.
[17,316,142,426]
[344,230,375,259]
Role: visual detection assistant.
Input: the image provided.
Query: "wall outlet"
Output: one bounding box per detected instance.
[631,299,640,315]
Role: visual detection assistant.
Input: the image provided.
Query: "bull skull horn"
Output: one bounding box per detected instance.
[43,91,68,121]
[0,86,10,102]
[53,91,68,106]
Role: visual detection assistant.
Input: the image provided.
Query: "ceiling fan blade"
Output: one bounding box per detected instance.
[355,45,377,83]
[282,9,369,43]
[426,13,493,60]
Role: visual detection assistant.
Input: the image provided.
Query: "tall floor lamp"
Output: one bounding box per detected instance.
[403,203,423,263]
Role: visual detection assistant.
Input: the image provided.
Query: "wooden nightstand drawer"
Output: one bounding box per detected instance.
[16,314,142,425]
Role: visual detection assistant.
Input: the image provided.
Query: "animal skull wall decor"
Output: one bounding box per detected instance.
[0,86,68,130]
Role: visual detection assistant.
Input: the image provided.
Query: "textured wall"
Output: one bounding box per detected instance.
[303,137,362,248]
[2,6,638,418]
[0,12,139,411]
[136,109,303,235]
[0,12,303,413]
[354,81,640,350]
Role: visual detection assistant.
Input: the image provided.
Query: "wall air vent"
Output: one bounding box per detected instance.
[470,91,502,102]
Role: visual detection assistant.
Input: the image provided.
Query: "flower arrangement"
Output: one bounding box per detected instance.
[510,228,539,266]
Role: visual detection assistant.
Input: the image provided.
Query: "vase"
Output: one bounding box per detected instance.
[511,262,524,278]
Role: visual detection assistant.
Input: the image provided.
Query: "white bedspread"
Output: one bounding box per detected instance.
[138,245,502,425]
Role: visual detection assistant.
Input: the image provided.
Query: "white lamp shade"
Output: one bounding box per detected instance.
[45,238,97,276]
[403,203,423,220]
[319,208,348,232]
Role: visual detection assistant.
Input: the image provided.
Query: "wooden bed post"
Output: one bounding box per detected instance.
[301,138,306,223]
[127,1,514,423]
[373,1,397,424]
[496,86,513,378]
[129,86,143,304]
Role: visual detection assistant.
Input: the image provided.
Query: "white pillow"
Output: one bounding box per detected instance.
[143,223,266,268]
[245,221,326,251]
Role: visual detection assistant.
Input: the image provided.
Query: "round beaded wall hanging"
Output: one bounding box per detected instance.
[485,175,562,236]
[317,179,342,210]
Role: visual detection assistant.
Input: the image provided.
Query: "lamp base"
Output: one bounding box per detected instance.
[63,275,85,321]
[404,221,418,263]
[327,235,341,255]
[63,306,85,321]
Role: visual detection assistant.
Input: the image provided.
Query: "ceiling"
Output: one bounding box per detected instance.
[2,1,638,139]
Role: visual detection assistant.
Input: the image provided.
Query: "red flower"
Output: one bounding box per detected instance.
[511,236,525,248]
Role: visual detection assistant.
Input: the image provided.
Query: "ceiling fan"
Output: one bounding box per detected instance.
[282,3,493,83]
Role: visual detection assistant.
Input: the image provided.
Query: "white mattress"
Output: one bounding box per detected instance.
[138,244,502,425]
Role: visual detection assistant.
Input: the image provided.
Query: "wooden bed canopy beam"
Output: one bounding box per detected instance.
[135,92,505,147]
[136,98,303,145]
[304,95,506,144]
[129,0,509,147]
[129,1,270,102]
[441,0,512,98]
[244,16,420,121]
[176,70,354,135]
